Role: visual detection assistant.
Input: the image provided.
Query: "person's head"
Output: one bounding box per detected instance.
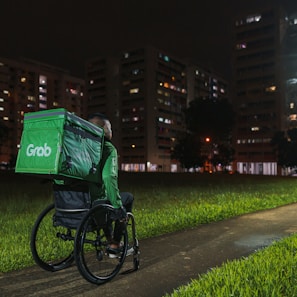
[88,113,112,140]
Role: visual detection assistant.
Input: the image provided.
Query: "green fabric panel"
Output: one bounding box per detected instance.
[15,127,62,174]
[15,108,104,182]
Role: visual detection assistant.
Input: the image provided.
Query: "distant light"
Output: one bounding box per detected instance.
[163,55,170,62]
[205,137,211,142]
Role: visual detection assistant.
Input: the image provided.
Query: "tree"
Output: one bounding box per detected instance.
[185,98,235,142]
[172,98,235,170]
[271,128,297,168]
[171,132,203,170]
[212,143,235,170]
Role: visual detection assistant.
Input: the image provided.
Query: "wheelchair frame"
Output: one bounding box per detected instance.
[30,188,140,285]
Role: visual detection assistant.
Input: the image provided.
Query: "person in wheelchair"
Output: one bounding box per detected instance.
[88,112,134,255]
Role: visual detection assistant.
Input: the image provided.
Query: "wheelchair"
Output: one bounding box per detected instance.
[30,181,140,285]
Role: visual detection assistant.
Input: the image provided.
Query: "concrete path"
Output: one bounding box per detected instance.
[1,203,297,297]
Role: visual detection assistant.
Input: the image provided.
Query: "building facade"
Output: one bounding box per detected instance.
[86,46,229,172]
[232,4,295,175]
[187,65,228,103]
[0,57,85,166]
[86,47,188,172]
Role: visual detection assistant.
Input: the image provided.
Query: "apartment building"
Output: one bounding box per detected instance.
[86,47,188,172]
[187,65,228,103]
[86,46,229,172]
[0,57,85,165]
[283,13,297,131]
[232,4,295,175]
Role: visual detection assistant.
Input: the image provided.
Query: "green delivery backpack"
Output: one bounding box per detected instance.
[15,108,104,182]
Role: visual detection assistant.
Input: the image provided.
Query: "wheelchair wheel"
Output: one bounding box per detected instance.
[30,203,75,272]
[74,204,128,285]
[126,212,140,271]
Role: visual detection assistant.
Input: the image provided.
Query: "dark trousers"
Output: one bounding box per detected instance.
[113,192,134,243]
[100,192,134,243]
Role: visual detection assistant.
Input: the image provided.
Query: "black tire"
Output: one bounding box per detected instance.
[126,212,140,271]
[74,204,128,285]
[30,204,75,272]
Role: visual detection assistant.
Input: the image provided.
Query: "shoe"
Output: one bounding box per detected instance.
[107,246,122,258]
[107,246,134,258]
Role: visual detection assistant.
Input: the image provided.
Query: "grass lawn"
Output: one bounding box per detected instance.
[1,171,297,296]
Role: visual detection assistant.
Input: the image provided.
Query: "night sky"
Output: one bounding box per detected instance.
[1,0,297,79]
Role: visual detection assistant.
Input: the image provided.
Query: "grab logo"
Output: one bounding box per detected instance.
[26,143,52,157]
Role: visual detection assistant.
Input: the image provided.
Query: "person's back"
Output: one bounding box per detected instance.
[88,113,134,254]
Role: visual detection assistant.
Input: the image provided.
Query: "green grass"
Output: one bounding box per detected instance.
[1,171,297,277]
[165,234,297,297]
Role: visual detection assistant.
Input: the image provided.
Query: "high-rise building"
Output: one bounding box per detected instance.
[86,46,228,172]
[187,65,228,103]
[232,4,296,175]
[0,57,85,166]
[283,12,297,131]
[87,47,188,172]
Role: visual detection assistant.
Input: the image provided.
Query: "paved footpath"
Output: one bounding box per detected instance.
[1,203,297,297]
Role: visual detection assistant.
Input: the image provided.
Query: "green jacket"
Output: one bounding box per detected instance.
[90,139,122,209]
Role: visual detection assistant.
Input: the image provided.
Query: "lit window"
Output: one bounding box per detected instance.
[39,103,47,109]
[39,75,47,84]
[265,85,276,92]
[3,117,9,120]
[290,103,294,109]
[70,88,78,95]
[289,114,297,121]
[236,43,247,50]
[287,78,297,85]
[132,69,140,75]
[129,88,139,94]
[163,55,170,62]
[21,77,26,83]
[0,107,4,111]
[246,14,261,23]
[0,98,3,102]
[124,52,129,58]
[90,80,94,85]
[251,127,260,131]
[27,96,35,101]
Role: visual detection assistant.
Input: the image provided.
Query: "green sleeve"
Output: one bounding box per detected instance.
[101,144,122,208]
